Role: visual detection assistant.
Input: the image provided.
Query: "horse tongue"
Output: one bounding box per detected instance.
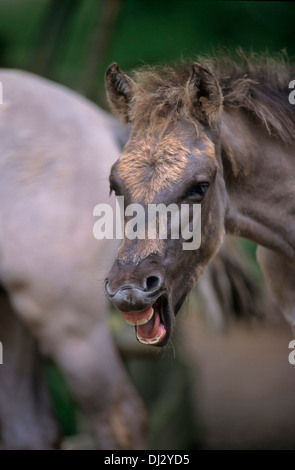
[136,308,159,339]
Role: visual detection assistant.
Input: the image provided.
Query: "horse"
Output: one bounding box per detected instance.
[0,69,146,449]
[104,52,295,347]
[0,66,278,450]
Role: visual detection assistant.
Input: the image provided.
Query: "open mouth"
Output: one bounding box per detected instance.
[120,295,170,346]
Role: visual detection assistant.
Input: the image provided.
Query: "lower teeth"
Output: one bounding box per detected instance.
[136,330,165,345]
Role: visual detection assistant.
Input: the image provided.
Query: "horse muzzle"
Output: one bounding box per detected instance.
[104,261,173,346]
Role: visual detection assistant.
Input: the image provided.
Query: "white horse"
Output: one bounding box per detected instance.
[0,70,146,449]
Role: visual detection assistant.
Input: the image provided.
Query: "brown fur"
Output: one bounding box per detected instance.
[222,140,239,177]
[105,63,135,124]
[185,62,223,126]
[118,238,164,264]
[128,50,295,144]
[117,132,189,203]
[197,133,216,159]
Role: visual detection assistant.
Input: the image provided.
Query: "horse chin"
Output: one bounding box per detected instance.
[134,295,174,347]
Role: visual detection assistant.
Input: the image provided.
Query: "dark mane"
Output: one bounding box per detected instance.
[130,50,295,144]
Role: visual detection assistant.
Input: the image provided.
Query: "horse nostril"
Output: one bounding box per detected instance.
[145,275,163,292]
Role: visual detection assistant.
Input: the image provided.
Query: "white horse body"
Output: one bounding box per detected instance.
[0,70,146,449]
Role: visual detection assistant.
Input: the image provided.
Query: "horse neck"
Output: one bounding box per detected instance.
[220,108,295,259]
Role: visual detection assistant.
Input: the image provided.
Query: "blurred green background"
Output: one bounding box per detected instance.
[0,0,293,449]
[1,0,294,106]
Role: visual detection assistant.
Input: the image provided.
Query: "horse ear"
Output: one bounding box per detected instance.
[105,63,135,123]
[186,62,222,125]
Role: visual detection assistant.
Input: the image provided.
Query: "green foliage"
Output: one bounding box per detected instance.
[0,0,47,66]
[109,0,295,67]
[0,1,294,99]
[126,353,202,450]
[45,362,77,436]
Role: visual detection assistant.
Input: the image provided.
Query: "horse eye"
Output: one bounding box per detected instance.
[186,182,209,199]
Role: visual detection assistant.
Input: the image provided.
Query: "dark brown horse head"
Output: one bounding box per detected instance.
[104,62,226,346]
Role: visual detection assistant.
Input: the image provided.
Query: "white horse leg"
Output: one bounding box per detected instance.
[0,288,60,449]
[43,318,147,450]
[8,283,147,450]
